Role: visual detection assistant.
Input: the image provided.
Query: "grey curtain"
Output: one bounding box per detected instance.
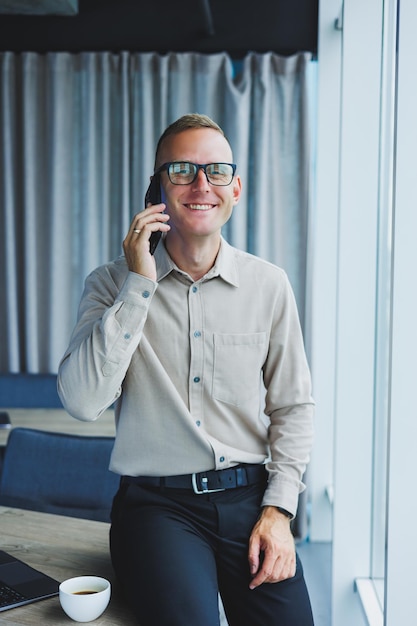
[0,51,312,374]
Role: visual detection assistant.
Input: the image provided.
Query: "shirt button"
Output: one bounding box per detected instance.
[194,331,201,338]
[219,456,225,463]
[192,286,198,293]
[196,420,201,427]
[123,333,131,340]
[142,290,150,298]
[193,377,200,383]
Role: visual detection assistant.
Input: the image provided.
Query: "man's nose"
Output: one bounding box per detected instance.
[192,167,210,189]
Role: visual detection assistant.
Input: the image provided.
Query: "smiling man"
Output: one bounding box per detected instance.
[58,114,315,626]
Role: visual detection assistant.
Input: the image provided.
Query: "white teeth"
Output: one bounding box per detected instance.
[187,204,213,211]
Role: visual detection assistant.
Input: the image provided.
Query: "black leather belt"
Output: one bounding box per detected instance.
[122,463,266,494]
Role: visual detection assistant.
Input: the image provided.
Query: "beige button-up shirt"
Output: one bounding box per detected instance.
[58,237,314,515]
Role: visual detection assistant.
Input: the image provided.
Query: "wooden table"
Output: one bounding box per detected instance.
[0,506,136,625]
[0,409,116,447]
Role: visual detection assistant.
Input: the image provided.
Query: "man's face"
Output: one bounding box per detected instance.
[157,128,242,241]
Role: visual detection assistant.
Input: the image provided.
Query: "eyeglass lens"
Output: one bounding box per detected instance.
[168,162,234,186]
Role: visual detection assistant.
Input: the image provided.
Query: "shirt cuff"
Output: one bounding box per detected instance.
[115,271,158,306]
[261,472,305,518]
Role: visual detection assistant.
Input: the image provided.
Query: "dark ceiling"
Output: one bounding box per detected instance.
[0,0,319,59]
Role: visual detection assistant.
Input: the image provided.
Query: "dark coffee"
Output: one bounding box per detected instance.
[73,590,98,595]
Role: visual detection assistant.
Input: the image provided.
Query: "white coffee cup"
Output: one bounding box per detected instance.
[59,575,111,622]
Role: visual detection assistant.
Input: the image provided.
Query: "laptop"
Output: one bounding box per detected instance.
[0,550,59,611]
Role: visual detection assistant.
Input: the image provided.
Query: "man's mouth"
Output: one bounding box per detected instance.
[185,204,215,211]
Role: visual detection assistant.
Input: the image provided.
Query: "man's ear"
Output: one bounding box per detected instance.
[232,175,242,204]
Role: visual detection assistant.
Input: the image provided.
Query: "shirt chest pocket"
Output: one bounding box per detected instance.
[212,332,267,407]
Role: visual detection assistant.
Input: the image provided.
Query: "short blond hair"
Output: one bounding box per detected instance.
[154,113,227,169]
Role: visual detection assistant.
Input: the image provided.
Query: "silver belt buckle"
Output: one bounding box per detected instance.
[191,473,226,494]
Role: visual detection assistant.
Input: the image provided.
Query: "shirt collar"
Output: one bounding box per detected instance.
[154,236,240,287]
[154,236,174,282]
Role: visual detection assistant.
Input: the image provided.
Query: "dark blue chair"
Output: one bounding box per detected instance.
[0,428,120,522]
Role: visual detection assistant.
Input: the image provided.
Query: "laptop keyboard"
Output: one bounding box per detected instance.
[0,582,26,608]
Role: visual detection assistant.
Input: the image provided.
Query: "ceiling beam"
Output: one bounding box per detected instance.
[0,0,78,15]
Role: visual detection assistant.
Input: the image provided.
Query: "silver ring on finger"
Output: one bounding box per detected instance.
[133,229,141,234]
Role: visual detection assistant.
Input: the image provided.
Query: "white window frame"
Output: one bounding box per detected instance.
[384,0,417,621]
[311,0,417,624]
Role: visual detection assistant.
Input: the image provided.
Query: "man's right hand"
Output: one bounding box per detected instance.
[123,204,170,280]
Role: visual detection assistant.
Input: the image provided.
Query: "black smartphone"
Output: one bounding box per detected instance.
[145,175,163,255]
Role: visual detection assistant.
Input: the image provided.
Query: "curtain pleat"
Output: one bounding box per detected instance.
[0,51,311,374]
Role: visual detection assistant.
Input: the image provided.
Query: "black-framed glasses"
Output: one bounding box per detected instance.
[154,161,237,186]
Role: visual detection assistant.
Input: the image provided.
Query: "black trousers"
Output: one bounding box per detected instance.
[110,480,314,626]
